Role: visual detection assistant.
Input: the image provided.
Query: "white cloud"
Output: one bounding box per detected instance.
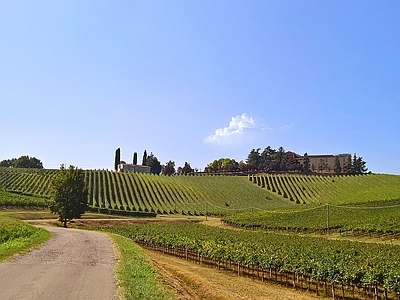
[203,113,262,145]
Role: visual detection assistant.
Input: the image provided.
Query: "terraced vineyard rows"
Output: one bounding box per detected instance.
[0,168,290,214]
[2,168,400,218]
[97,222,400,300]
[250,173,400,204]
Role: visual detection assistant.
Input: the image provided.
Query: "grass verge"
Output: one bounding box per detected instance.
[106,232,174,300]
[0,216,51,262]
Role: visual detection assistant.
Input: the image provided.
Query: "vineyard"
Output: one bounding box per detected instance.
[249,173,400,204]
[96,222,400,300]
[0,168,294,214]
[223,199,400,235]
[2,167,400,226]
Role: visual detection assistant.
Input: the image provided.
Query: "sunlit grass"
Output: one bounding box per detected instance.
[0,216,51,262]
[106,233,174,300]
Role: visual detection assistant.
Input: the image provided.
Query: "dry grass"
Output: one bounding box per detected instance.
[146,249,322,300]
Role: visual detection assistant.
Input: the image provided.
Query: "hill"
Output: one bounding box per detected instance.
[249,173,400,204]
[2,168,400,218]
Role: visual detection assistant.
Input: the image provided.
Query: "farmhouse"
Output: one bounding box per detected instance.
[307,153,351,173]
[117,163,151,174]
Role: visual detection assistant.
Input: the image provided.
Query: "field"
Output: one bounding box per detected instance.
[95,221,400,299]
[249,173,400,204]
[0,168,295,214]
[2,167,400,299]
[223,199,400,235]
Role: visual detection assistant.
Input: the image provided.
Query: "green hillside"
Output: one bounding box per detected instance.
[2,167,400,217]
[250,173,400,204]
[0,168,294,214]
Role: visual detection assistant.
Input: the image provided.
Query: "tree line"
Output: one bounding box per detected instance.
[205,146,368,175]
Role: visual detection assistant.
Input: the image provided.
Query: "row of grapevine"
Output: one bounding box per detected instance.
[249,173,400,205]
[98,222,400,300]
[0,168,56,197]
[223,199,400,235]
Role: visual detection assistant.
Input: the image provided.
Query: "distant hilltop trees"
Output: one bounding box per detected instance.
[114,148,194,176]
[0,155,43,169]
[205,146,368,175]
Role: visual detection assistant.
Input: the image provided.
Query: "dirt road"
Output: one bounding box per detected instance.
[0,226,117,300]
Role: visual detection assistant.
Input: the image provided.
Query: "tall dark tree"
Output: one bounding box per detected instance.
[343,155,353,174]
[353,154,368,174]
[162,160,176,175]
[133,152,138,165]
[246,148,261,170]
[146,153,162,175]
[334,156,342,174]
[48,165,88,228]
[114,148,121,171]
[302,153,310,173]
[142,150,147,166]
[179,162,193,175]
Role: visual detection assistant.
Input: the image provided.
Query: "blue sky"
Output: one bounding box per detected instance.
[1,1,400,173]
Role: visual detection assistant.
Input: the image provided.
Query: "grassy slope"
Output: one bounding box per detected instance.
[3,168,400,215]
[0,215,51,262]
[252,173,400,205]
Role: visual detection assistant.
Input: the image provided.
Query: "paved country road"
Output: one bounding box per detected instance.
[0,226,118,300]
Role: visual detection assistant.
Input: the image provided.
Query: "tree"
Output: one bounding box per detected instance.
[353,154,368,174]
[246,148,261,170]
[142,150,147,166]
[145,153,162,175]
[162,160,175,175]
[302,153,310,173]
[343,155,353,174]
[114,148,121,171]
[133,152,138,165]
[334,156,342,174]
[179,162,193,175]
[48,165,88,227]
[0,156,43,168]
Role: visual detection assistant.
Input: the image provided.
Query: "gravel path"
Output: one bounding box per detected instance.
[0,226,118,300]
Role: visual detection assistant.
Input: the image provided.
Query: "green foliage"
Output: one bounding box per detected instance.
[302,152,310,172]
[224,199,400,234]
[142,150,147,166]
[334,156,342,174]
[99,222,400,296]
[132,152,138,165]
[0,156,43,169]
[145,153,162,175]
[0,191,47,208]
[4,167,400,221]
[114,148,121,171]
[0,217,51,262]
[162,160,175,176]
[205,158,239,173]
[49,165,88,227]
[250,173,400,205]
[177,162,193,175]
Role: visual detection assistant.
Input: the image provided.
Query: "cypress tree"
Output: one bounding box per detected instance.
[114,148,121,171]
[142,150,147,166]
[133,152,138,165]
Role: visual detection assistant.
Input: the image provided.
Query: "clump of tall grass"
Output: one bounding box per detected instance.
[0,217,51,261]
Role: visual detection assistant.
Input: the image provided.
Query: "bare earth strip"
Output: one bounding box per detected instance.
[145,249,322,300]
[0,226,117,300]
